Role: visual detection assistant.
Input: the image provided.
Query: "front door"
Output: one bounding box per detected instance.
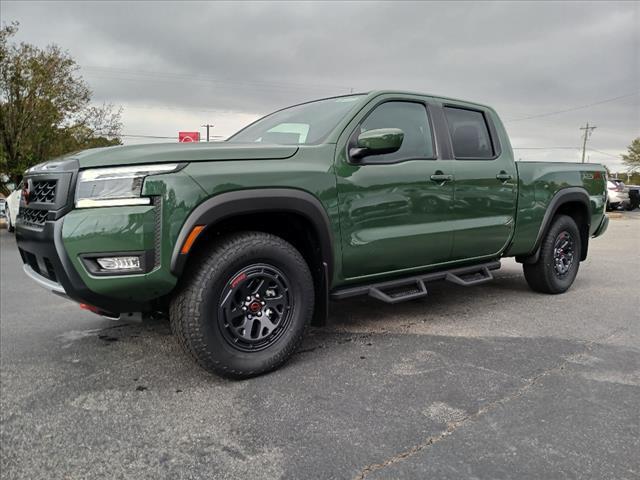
[336,99,456,280]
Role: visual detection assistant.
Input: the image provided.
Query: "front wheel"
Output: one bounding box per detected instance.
[6,213,14,233]
[523,215,581,294]
[170,231,314,378]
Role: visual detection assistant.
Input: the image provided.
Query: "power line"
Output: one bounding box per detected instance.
[110,103,232,114]
[117,134,177,139]
[101,133,224,140]
[504,91,640,123]
[85,65,637,126]
[81,65,352,94]
[512,146,623,163]
[84,64,638,122]
[587,147,620,159]
[513,146,619,154]
[512,146,578,150]
[83,65,350,89]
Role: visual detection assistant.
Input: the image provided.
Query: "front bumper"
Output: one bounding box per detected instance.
[23,263,66,295]
[15,162,204,313]
[16,218,155,313]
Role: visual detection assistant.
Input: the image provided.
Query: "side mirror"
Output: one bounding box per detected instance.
[350,128,404,160]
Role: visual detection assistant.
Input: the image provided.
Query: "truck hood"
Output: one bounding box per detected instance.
[54,142,299,169]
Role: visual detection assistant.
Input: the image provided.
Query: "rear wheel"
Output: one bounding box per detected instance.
[523,215,581,294]
[170,231,314,378]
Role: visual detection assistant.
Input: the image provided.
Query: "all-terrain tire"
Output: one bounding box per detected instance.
[523,215,581,294]
[170,231,314,378]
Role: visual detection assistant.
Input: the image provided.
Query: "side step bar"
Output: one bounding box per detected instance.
[331,260,500,304]
[445,266,495,286]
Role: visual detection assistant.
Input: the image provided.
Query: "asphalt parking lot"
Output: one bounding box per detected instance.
[1,212,639,480]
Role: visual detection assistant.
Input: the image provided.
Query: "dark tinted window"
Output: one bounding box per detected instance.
[444,107,494,159]
[358,102,434,162]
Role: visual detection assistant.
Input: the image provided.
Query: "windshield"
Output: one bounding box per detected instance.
[228,95,364,145]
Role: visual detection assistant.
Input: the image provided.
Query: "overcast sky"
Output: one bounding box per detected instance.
[3,0,639,169]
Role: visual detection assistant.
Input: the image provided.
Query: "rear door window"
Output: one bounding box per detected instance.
[444,107,494,159]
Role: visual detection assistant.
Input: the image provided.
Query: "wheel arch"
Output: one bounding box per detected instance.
[169,188,333,324]
[517,187,592,264]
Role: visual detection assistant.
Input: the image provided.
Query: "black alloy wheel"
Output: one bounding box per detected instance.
[170,231,314,378]
[218,264,293,352]
[523,214,581,294]
[552,231,575,278]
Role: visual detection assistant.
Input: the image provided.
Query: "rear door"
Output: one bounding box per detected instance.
[440,104,517,260]
[335,96,456,280]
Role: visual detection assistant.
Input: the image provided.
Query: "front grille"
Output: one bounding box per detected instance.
[19,208,48,227]
[31,179,58,203]
[18,168,73,229]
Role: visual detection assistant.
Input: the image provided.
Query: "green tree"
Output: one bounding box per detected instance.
[0,22,122,194]
[621,137,640,173]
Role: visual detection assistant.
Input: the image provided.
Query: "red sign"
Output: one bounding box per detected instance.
[179,131,200,143]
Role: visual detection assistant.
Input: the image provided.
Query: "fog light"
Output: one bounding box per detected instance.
[96,256,141,270]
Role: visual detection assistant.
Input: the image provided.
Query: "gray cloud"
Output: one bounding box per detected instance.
[3,0,639,168]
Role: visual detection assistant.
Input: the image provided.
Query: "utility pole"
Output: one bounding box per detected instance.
[580,122,597,163]
[201,123,214,142]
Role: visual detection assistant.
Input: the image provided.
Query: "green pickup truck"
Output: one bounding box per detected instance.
[16,91,609,377]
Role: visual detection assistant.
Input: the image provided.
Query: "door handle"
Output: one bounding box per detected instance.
[496,172,513,182]
[430,173,454,183]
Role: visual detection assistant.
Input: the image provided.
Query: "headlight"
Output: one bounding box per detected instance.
[75,163,180,208]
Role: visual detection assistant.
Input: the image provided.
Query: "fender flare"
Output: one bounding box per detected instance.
[516,187,592,264]
[170,188,334,279]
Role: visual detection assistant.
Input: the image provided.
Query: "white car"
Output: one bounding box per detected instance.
[5,182,22,233]
[607,179,630,211]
